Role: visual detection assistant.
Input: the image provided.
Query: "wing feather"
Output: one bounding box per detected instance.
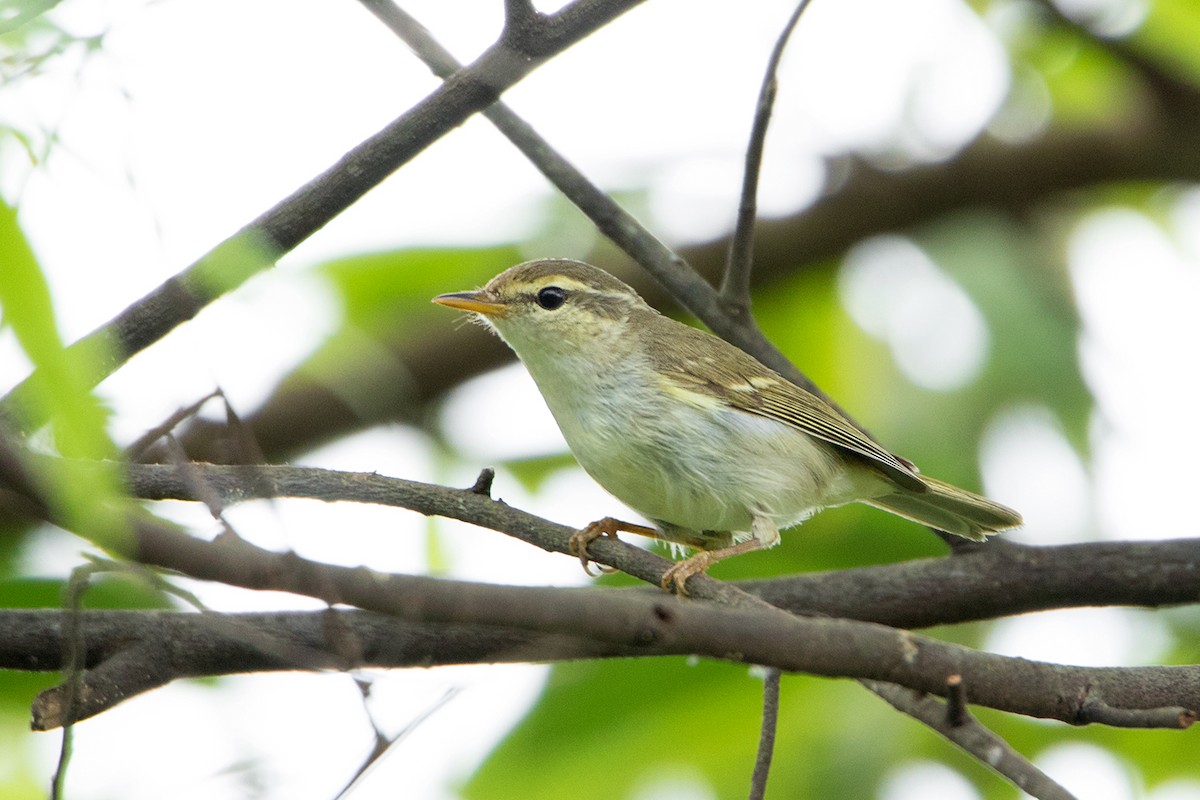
[641,311,926,492]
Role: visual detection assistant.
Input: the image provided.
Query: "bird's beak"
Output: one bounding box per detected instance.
[432,290,508,317]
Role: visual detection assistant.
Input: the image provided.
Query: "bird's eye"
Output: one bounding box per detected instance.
[536,286,567,310]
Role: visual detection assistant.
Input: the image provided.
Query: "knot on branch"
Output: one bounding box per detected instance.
[502,1,552,57]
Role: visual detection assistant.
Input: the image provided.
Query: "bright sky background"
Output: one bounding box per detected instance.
[3,0,1198,798]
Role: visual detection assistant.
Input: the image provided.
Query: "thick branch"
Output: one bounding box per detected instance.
[118,461,1200,626]
[5,569,1198,732]
[0,609,629,730]
[3,457,1196,732]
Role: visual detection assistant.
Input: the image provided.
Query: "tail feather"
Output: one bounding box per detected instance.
[866,476,1022,542]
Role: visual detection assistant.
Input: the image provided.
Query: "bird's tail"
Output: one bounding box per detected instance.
[866,475,1022,542]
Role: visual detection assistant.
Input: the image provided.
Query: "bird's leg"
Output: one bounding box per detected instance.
[569,516,660,576]
[661,515,780,595]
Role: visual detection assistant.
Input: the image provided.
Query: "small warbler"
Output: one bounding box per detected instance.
[434,259,1021,593]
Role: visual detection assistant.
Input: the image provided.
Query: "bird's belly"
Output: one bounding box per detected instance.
[555,398,864,537]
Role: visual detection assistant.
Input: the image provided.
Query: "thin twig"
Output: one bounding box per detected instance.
[864,680,1079,800]
[469,467,495,495]
[0,0,649,437]
[945,673,968,727]
[333,685,461,800]
[50,561,105,800]
[354,0,864,427]
[122,388,223,460]
[749,667,781,800]
[722,0,814,308]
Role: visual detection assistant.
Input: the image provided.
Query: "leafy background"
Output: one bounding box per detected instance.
[2,0,1200,798]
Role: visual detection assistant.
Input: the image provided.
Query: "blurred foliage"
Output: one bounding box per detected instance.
[2,0,1200,798]
[0,0,102,167]
[0,199,175,799]
[465,659,899,800]
[919,212,1091,453]
[1025,24,1140,127]
[0,199,130,553]
[1136,0,1200,81]
[289,246,522,420]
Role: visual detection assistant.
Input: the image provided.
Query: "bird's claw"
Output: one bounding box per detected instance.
[659,552,716,596]
[568,520,621,576]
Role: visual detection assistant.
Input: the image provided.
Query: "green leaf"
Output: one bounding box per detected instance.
[1135,0,1200,84]
[500,453,578,493]
[0,575,171,609]
[318,245,524,332]
[0,198,128,550]
[254,245,525,430]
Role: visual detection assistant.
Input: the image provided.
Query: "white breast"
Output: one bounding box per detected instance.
[518,347,868,537]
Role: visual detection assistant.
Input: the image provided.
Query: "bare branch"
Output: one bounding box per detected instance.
[333,686,459,800]
[749,668,781,800]
[722,0,813,308]
[122,389,223,460]
[113,460,1200,626]
[0,446,1193,732]
[354,0,857,422]
[9,556,1200,731]
[945,673,968,728]
[468,466,496,495]
[864,680,1079,800]
[0,0,650,437]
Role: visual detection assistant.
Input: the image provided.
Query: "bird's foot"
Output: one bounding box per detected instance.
[660,533,775,595]
[660,551,719,596]
[569,517,656,576]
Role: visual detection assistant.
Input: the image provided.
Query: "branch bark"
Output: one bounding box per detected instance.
[6,572,1199,732]
[3,457,1199,734]
[116,460,1200,626]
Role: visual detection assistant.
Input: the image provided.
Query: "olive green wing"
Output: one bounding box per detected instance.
[645,314,927,492]
[729,374,926,491]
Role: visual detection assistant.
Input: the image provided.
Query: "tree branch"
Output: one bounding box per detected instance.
[6,568,1199,732]
[0,0,649,437]
[2,456,1198,732]
[114,460,1200,626]
[354,0,855,419]
[2,608,631,730]
[749,668,781,800]
[864,679,1079,800]
[721,0,813,309]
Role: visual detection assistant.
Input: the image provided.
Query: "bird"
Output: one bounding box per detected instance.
[433,258,1021,593]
